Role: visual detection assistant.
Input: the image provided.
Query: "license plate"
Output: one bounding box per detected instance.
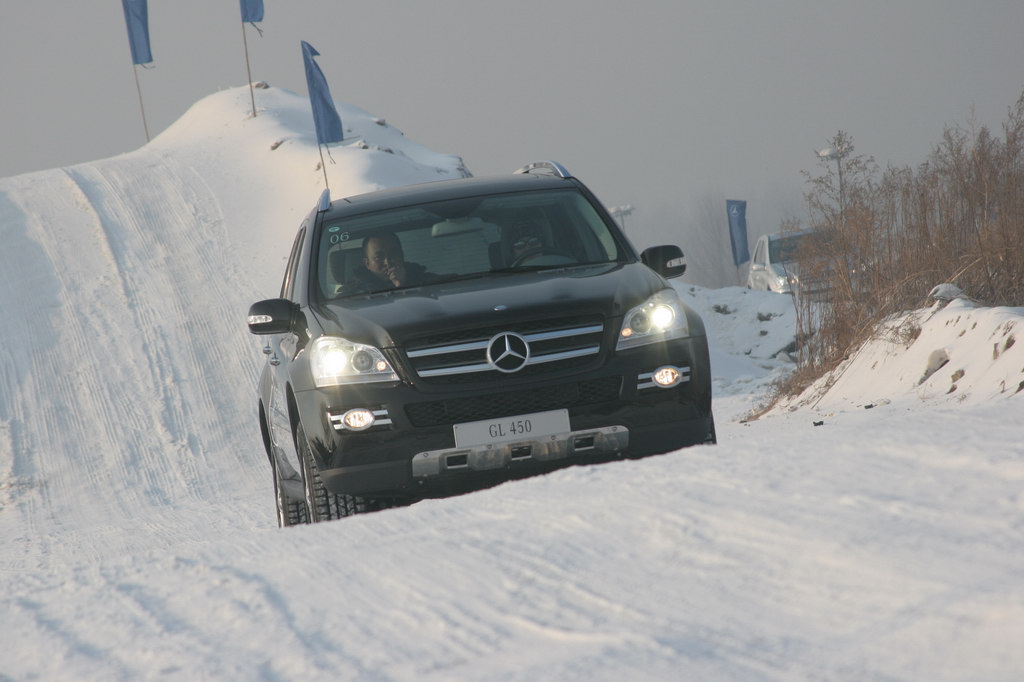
[453,409,570,448]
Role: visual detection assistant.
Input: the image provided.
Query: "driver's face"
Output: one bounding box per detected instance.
[364,237,404,275]
[364,236,409,287]
[512,234,542,256]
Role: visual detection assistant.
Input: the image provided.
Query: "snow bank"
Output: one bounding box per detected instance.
[673,284,797,420]
[779,298,1024,412]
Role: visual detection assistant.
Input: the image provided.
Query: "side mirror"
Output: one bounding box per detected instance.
[640,245,686,279]
[247,298,296,335]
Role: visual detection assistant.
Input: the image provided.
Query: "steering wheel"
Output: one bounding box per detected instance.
[509,247,576,267]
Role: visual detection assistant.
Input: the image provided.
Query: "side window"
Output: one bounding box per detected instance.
[279,227,306,299]
[753,239,766,266]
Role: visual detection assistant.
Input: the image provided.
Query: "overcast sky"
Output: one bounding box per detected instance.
[4,1,1023,256]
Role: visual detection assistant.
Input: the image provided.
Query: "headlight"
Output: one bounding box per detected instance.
[770,265,796,292]
[310,337,399,387]
[616,289,690,350]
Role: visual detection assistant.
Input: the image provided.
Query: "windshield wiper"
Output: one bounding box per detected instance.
[486,265,555,274]
[427,271,525,286]
[488,261,613,274]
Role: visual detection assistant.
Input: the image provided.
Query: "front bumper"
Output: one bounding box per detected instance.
[296,335,713,499]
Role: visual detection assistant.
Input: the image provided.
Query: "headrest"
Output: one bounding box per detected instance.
[329,249,352,283]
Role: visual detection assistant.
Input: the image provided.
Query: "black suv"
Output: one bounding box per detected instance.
[248,161,714,526]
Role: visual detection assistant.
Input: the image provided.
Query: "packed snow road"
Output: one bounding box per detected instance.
[3,404,1022,681]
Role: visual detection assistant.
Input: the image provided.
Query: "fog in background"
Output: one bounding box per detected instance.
[3,1,1022,286]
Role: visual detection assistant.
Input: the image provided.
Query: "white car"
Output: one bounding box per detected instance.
[746,230,812,293]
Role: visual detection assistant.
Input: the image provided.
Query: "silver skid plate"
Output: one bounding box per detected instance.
[411,425,629,478]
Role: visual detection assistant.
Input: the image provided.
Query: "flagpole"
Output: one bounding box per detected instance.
[132,64,151,142]
[241,22,257,117]
[318,144,329,190]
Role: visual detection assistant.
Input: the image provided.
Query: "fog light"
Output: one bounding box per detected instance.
[653,366,681,388]
[342,408,375,431]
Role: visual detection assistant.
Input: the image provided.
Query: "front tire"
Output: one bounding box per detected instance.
[296,424,396,522]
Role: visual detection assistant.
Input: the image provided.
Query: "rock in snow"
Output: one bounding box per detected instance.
[928,282,966,301]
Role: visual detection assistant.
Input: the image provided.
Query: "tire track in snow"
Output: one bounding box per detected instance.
[63,161,209,504]
[0,152,271,571]
[51,166,193,520]
[62,152,264,506]
[65,559,363,680]
[0,169,154,569]
[0,184,58,526]
[10,596,133,679]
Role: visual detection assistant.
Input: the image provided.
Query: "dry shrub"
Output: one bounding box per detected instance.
[782,91,1024,395]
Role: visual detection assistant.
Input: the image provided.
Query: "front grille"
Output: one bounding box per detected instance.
[404,316,605,384]
[410,316,598,347]
[405,376,622,427]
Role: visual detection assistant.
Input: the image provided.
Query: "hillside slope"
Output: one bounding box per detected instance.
[0,85,466,568]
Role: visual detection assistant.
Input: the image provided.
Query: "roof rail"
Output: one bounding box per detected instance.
[513,160,573,179]
[317,188,331,212]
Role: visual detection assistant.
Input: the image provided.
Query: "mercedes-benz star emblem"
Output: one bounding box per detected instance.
[486,332,531,373]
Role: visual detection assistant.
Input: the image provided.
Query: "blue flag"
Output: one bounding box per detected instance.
[726,199,750,266]
[240,0,264,23]
[301,41,344,145]
[121,0,152,65]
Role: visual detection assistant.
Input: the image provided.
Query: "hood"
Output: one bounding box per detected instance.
[311,262,666,348]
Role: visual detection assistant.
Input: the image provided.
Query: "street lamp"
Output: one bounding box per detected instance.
[817,146,849,214]
[609,204,633,231]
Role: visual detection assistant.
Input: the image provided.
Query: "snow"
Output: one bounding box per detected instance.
[1,86,1022,681]
[781,299,1024,411]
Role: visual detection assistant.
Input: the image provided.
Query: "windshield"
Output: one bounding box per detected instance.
[316,189,626,299]
[770,233,809,264]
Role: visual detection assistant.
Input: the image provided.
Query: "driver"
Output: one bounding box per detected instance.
[342,232,435,293]
[506,220,546,261]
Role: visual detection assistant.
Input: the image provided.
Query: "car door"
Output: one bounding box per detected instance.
[267,224,307,477]
[749,237,769,289]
